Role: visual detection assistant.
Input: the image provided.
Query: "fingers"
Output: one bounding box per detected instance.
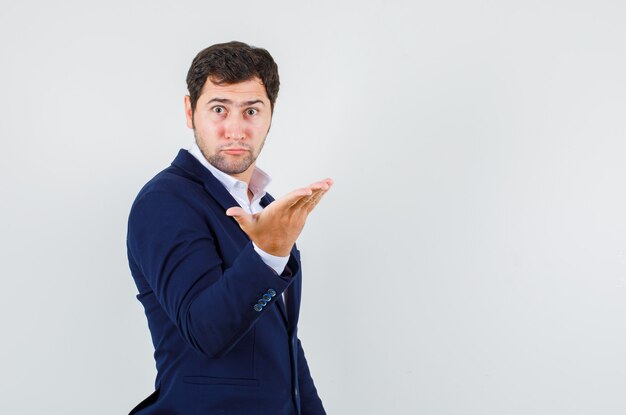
[261,188,311,216]
[299,188,328,213]
[278,187,313,209]
[303,187,328,212]
[225,206,253,229]
[269,178,333,212]
[291,179,333,211]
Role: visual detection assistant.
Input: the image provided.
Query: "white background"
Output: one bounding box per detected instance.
[1,1,625,414]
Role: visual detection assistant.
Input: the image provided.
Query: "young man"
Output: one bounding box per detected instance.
[127,41,331,414]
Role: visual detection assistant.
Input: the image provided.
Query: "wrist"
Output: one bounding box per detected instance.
[254,240,291,257]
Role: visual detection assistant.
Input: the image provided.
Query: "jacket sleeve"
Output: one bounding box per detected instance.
[127,188,298,359]
[297,338,327,415]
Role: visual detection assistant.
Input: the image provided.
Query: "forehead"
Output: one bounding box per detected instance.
[199,77,268,102]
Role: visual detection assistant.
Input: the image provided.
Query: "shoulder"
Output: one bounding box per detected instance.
[138,163,202,196]
[129,164,209,220]
[135,162,207,200]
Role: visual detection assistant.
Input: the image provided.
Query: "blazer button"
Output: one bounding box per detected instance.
[263,294,272,302]
[258,299,267,307]
[254,304,263,312]
[267,289,277,297]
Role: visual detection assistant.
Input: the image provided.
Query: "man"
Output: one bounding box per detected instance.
[127,41,331,414]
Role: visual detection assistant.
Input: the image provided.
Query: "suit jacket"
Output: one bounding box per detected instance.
[126,149,326,415]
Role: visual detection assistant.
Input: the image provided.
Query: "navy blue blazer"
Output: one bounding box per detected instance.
[127,149,326,415]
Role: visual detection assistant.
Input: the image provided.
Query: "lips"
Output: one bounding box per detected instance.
[222,148,249,155]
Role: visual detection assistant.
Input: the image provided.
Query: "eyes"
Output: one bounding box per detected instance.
[211,106,259,117]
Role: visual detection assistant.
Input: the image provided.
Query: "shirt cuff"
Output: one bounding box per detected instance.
[252,241,289,275]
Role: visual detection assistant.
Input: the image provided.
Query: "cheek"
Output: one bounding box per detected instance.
[213,125,226,136]
[198,121,224,137]
[250,120,270,136]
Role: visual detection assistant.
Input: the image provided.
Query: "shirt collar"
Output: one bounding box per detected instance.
[188,141,271,199]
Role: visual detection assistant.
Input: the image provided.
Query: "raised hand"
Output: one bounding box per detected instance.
[225,178,333,256]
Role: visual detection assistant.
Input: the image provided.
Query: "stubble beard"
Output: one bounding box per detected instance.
[194,129,266,175]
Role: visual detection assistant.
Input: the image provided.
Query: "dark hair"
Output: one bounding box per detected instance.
[186,41,280,114]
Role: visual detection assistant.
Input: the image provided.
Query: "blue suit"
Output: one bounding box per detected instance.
[127,149,326,415]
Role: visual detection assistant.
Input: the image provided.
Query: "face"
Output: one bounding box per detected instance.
[184,77,272,179]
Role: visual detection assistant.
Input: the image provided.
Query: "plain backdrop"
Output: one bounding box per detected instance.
[1,0,625,414]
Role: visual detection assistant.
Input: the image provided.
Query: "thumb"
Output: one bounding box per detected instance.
[225,206,252,228]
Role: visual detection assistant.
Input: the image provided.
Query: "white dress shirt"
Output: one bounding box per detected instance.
[188,142,290,275]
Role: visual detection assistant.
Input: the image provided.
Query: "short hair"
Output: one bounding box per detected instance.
[186,41,280,114]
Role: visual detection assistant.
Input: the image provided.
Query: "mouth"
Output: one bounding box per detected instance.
[222,148,249,155]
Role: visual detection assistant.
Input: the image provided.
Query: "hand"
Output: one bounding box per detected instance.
[225,178,333,257]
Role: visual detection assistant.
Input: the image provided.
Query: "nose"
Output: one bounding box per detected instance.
[224,113,246,141]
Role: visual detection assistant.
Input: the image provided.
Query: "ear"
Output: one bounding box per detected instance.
[184,95,194,129]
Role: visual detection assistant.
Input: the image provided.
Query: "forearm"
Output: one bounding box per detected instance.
[184,243,297,357]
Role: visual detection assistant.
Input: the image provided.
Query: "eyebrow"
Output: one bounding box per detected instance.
[206,98,265,107]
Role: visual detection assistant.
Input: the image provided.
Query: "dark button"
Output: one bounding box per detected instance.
[258,299,267,307]
[263,294,272,302]
[254,304,263,312]
[267,289,277,297]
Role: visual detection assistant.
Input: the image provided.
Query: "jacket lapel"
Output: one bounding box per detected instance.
[170,149,241,212]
